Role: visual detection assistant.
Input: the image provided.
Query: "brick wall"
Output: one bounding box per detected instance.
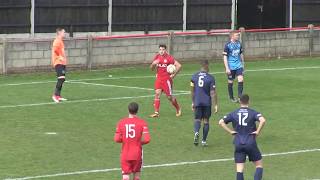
[1,29,319,74]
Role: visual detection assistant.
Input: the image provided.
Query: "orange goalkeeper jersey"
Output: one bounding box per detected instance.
[51,37,67,67]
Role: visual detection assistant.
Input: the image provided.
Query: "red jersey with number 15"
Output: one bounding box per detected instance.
[153,52,175,81]
[114,117,150,160]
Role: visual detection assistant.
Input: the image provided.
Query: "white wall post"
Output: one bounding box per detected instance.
[183,0,187,31]
[108,0,112,35]
[30,0,35,36]
[289,0,293,28]
[231,0,236,30]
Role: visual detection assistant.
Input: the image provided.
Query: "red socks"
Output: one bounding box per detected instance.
[154,98,160,113]
[154,98,180,113]
[171,98,180,111]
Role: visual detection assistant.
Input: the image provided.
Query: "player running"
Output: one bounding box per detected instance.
[149,44,182,118]
[223,31,245,103]
[191,60,218,146]
[218,94,266,180]
[114,102,151,180]
[51,28,67,103]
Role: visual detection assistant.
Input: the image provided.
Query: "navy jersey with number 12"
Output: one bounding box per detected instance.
[191,71,216,107]
[223,108,262,145]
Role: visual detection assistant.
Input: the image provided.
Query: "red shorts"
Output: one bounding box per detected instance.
[121,159,142,174]
[154,78,173,96]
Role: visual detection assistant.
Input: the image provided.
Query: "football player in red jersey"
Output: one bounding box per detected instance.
[149,44,182,118]
[114,102,151,180]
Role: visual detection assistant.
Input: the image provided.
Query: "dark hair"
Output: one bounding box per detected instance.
[159,44,167,49]
[128,102,139,114]
[56,28,64,33]
[240,94,250,104]
[201,60,209,66]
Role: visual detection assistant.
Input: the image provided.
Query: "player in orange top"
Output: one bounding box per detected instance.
[114,102,151,180]
[51,28,67,103]
[149,44,182,118]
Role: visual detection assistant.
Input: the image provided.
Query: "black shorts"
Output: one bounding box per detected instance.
[234,140,262,163]
[55,64,66,77]
[227,68,244,80]
[194,106,211,120]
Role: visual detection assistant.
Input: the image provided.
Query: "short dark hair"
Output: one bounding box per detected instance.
[159,44,167,49]
[240,94,250,104]
[128,102,139,114]
[56,28,64,34]
[201,60,209,66]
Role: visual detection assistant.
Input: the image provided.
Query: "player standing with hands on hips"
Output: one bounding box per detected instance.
[219,94,266,180]
[149,45,182,118]
[52,28,68,103]
[190,60,218,146]
[223,31,245,103]
[114,102,151,180]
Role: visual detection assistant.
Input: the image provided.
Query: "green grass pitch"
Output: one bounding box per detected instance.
[0,57,320,180]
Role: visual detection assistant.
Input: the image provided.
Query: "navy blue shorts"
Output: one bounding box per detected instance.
[194,106,211,120]
[234,141,262,163]
[228,68,243,80]
[55,64,66,77]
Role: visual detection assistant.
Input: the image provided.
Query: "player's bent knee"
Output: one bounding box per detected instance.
[236,163,245,172]
[238,76,244,82]
[254,160,263,168]
[155,90,161,97]
[58,76,65,81]
[167,95,173,101]
[122,175,130,180]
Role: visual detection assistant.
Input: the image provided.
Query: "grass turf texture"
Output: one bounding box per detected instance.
[0,57,320,180]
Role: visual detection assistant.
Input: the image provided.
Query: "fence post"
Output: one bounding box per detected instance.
[108,0,112,35]
[239,27,246,53]
[308,24,314,56]
[30,0,35,36]
[1,39,7,75]
[86,35,93,70]
[183,0,187,32]
[167,31,174,55]
[231,0,236,30]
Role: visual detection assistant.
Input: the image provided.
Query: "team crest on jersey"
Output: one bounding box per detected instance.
[157,64,167,67]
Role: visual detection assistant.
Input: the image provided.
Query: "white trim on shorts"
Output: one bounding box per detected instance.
[167,80,172,96]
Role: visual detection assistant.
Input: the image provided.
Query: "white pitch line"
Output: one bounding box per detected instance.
[0,66,319,87]
[0,92,189,109]
[69,81,189,93]
[4,148,320,180]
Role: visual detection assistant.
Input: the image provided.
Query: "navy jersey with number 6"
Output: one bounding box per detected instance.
[223,108,262,144]
[191,71,216,107]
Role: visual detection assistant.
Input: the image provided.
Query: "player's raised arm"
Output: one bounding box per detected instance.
[251,116,266,136]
